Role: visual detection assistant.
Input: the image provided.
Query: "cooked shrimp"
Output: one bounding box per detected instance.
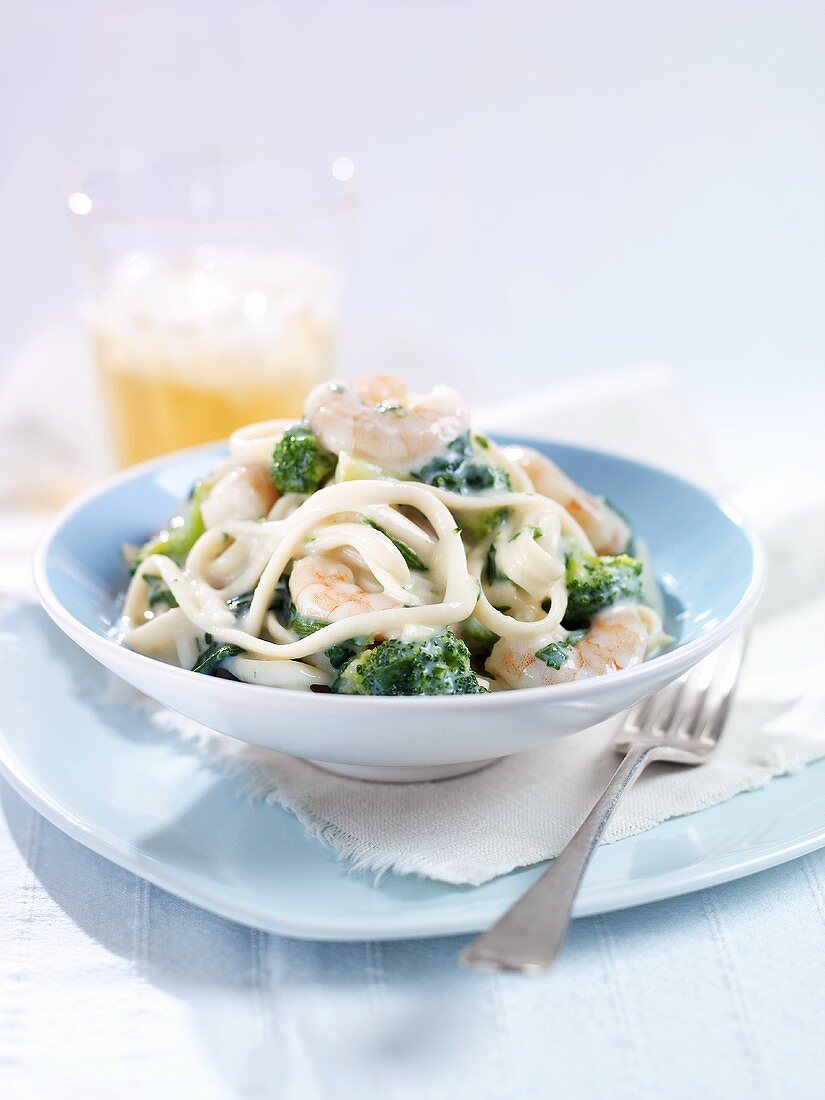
[304,374,469,469]
[289,553,402,623]
[503,445,631,555]
[486,605,651,689]
[200,463,279,529]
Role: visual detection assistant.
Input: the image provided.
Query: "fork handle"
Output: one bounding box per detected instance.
[460,744,658,975]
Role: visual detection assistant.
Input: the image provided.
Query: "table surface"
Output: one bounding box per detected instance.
[2,782,824,1100]
[3,3,825,1097]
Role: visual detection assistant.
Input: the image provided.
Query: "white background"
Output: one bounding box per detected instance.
[2,0,824,482]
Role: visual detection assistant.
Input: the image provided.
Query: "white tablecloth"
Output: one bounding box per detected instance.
[2,790,824,1099]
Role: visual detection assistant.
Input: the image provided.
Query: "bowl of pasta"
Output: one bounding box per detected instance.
[35,375,764,780]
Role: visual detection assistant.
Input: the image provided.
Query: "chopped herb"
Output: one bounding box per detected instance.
[363,518,428,571]
[460,616,499,660]
[375,401,407,417]
[192,641,243,675]
[474,435,489,449]
[535,627,589,670]
[509,524,543,543]
[535,641,573,670]
[144,574,178,608]
[226,581,286,619]
[291,608,329,637]
[484,542,505,585]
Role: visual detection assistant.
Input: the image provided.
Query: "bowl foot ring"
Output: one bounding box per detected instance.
[304,757,500,783]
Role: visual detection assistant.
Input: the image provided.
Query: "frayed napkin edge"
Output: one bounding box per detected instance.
[169,712,825,887]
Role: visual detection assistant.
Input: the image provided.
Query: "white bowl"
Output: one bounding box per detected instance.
[35,439,765,781]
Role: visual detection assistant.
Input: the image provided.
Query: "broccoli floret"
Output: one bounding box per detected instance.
[270,422,336,494]
[332,630,485,695]
[413,432,511,496]
[562,547,643,629]
[192,638,243,675]
[325,636,372,670]
[412,433,510,541]
[133,480,208,570]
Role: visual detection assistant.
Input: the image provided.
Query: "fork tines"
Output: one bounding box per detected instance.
[615,634,747,754]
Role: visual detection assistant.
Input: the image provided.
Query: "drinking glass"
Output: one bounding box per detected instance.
[69,146,357,466]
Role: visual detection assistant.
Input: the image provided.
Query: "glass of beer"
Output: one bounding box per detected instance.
[69,147,357,467]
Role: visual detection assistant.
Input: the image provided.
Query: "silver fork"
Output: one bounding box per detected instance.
[460,633,747,975]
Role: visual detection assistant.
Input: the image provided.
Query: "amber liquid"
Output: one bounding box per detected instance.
[95,344,327,466]
[88,249,337,466]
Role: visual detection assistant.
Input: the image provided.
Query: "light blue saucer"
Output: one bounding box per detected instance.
[1,601,823,941]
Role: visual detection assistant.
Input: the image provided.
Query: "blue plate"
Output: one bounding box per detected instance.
[2,601,823,941]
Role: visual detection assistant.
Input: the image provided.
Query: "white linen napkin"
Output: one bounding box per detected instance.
[2,322,824,884]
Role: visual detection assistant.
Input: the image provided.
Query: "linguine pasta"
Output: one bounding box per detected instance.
[119,375,666,694]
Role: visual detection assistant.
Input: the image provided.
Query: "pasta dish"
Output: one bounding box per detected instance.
[119,375,667,695]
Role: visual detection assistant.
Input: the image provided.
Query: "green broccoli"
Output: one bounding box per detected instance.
[325,636,373,670]
[412,433,510,541]
[133,479,209,570]
[562,547,643,629]
[413,432,511,496]
[270,422,336,494]
[332,630,485,695]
